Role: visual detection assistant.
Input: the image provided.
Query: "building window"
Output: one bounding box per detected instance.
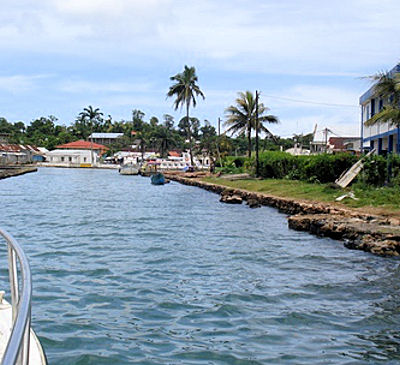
[83,157,87,162]
[371,98,375,117]
[69,157,72,162]
[61,157,64,162]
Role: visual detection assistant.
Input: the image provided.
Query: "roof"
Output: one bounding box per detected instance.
[88,133,124,139]
[56,140,109,151]
[46,149,93,156]
[168,151,181,157]
[360,63,400,104]
[0,143,41,153]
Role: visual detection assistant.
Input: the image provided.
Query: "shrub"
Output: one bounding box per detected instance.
[257,151,356,183]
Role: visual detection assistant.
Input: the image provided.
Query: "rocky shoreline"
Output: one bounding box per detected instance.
[164,172,400,257]
[0,166,38,180]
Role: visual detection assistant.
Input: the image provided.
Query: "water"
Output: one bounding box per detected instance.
[1,168,400,364]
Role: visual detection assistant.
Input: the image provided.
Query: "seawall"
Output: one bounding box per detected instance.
[0,167,38,180]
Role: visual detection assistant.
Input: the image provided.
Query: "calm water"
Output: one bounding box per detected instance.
[1,168,400,364]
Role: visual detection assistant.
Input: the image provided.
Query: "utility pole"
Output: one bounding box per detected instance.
[322,127,331,153]
[255,90,260,177]
[218,117,221,137]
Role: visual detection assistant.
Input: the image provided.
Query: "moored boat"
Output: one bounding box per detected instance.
[151,172,165,185]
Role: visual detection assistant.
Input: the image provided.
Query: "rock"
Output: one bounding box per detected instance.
[220,194,243,204]
[246,198,261,208]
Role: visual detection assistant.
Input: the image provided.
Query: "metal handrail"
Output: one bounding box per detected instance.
[0,229,32,365]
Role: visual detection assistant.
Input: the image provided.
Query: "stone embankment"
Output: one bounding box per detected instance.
[164,172,400,256]
[0,166,37,180]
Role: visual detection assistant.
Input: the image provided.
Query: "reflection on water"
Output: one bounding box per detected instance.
[1,167,400,364]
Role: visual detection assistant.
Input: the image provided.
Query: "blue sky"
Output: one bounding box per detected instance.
[0,0,399,138]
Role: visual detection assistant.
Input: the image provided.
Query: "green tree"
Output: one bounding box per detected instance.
[224,91,278,158]
[167,65,205,165]
[79,106,104,162]
[365,71,400,152]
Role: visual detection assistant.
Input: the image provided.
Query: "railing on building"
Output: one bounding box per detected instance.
[0,229,32,365]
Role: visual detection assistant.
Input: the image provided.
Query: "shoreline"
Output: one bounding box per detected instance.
[164,172,400,257]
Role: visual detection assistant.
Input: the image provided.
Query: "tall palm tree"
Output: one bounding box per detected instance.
[79,106,103,165]
[224,91,279,158]
[365,71,400,153]
[167,65,205,165]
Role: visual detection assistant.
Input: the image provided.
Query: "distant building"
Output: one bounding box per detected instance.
[360,63,400,154]
[88,133,124,146]
[310,129,359,154]
[44,140,109,167]
[45,149,96,167]
[0,143,41,165]
[56,140,109,155]
[328,137,361,154]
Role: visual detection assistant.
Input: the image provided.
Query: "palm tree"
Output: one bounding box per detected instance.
[224,91,279,158]
[79,106,103,165]
[167,65,205,165]
[365,71,400,153]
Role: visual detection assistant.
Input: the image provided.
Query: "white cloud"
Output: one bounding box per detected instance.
[0,74,50,93]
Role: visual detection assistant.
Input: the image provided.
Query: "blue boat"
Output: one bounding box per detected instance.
[151,172,165,185]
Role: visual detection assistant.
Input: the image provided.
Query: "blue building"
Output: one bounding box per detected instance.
[360,63,400,155]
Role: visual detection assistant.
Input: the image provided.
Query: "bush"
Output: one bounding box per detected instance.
[256,151,357,183]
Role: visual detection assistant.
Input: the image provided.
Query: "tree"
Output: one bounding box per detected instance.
[365,71,400,152]
[224,91,278,158]
[167,65,205,165]
[79,106,104,163]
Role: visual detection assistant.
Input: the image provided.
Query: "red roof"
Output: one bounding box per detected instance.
[168,151,181,157]
[56,140,109,152]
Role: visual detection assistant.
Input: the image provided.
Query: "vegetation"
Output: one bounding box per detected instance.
[203,177,400,212]
[167,65,205,165]
[224,91,278,158]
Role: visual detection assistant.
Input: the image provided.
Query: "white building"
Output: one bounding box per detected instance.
[45,149,98,167]
[360,63,400,155]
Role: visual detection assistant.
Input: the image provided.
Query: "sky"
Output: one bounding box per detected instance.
[0,0,399,138]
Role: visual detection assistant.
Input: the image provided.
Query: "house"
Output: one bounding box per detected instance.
[0,143,41,165]
[56,140,109,155]
[360,63,400,155]
[87,133,124,146]
[44,140,109,167]
[328,137,361,154]
[45,149,95,167]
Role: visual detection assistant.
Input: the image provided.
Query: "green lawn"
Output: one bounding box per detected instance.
[202,177,400,213]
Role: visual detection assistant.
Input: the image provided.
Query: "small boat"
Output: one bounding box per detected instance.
[119,163,139,175]
[151,172,165,185]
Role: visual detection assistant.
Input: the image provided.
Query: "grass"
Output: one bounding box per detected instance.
[202,177,400,214]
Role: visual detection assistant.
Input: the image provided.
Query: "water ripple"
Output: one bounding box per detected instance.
[1,168,400,364]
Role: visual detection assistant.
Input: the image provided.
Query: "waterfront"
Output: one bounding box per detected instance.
[1,168,400,364]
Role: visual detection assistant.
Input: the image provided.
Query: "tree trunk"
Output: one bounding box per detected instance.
[247,122,252,158]
[187,103,194,166]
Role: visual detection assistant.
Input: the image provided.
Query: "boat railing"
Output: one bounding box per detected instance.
[0,229,32,365]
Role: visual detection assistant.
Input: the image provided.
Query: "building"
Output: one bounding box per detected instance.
[87,133,124,146]
[44,140,108,167]
[45,149,96,167]
[360,63,400,155]
[0,143,42,165]
[55,140,109,155]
